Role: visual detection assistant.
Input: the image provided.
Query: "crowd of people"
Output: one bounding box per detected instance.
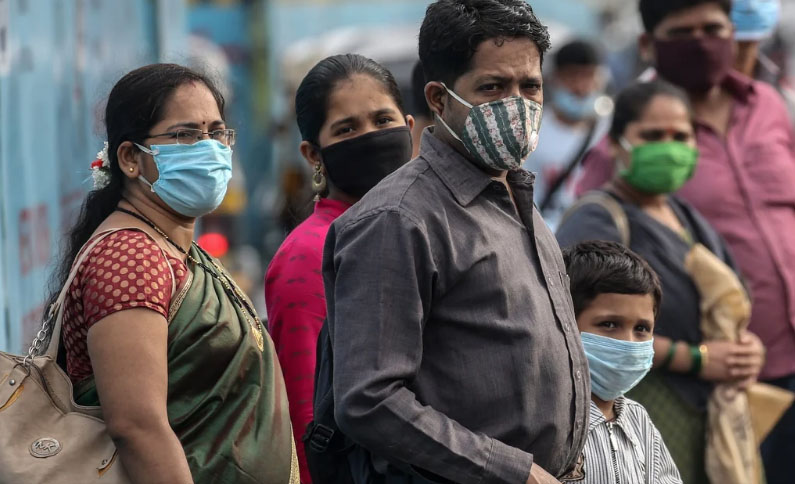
[35,0,795,483]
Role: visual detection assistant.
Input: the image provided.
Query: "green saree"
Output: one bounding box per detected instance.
[76,244,298,483]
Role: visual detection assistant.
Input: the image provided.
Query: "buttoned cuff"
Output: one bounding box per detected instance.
[481,438,533,484]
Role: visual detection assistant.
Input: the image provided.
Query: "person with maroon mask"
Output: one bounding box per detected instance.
[574,2,795,483]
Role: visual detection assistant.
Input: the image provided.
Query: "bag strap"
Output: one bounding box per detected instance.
[31,227,177,362]
[25,229,118,363]
[538,119,599,212]
[560,191,630,246]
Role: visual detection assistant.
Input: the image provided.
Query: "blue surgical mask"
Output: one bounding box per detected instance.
[732,0,781,41]
[580,332,654,401]
[134,139,233,218]
[553,87,598,122]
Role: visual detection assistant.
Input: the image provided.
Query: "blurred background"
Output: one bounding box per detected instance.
[1,0,794,352]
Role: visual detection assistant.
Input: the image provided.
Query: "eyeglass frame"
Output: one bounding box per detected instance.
[145,127,236,146]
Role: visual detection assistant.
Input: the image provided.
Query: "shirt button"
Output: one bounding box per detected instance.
[548,277,555,287]
[576,370,582,379]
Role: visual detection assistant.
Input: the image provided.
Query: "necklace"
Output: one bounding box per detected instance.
[115,206,265,351]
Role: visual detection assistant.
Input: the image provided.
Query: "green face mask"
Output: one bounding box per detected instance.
[619,139,699,194]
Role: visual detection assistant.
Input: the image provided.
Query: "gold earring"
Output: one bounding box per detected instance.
[129,167,134,173]
[311,163,326,202]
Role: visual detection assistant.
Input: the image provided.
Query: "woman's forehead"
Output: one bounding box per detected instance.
[158,83,222,124]
[325,75,397,119]
[633,96,692,129]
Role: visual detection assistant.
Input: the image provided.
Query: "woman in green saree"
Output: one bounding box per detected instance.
[47,64,298,484]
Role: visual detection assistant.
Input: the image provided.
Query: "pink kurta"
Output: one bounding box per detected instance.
[265,198,351,484]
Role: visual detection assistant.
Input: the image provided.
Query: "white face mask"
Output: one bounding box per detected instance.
[580,332,654,401]
[135,140,233,217]
[436,83,543,170]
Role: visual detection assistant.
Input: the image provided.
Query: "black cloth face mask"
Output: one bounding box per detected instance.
[320,126,413,199]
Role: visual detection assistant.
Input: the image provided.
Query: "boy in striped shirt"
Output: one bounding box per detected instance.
[562,241,682,484]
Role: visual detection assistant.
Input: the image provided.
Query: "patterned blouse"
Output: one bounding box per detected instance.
[265,197,351,484]
[62,230,189,383]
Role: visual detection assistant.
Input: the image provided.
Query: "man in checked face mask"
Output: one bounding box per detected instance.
[321,1,589,484]
[429,36,543,174]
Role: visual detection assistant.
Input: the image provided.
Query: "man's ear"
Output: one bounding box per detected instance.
[638,33,655,64]
[425,81,447,119]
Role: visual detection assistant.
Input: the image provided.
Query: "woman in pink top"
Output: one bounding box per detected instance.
[265,54,415,484]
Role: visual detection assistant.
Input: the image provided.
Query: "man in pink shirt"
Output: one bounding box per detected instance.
[575,1,795,481]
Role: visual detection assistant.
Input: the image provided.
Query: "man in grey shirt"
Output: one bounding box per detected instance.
[322,1,589,483]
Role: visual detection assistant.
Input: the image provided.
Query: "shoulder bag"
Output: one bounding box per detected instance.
[0,229,131,483]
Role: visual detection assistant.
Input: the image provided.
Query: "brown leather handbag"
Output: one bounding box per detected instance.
[0,231,131,483]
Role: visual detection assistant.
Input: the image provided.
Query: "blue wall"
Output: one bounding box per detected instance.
[0,0,187,352]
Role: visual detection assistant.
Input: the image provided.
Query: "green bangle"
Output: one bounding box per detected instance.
[689,344,703,375]
[662,341,677,369]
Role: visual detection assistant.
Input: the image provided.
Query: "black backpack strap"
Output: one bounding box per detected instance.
[304,320,357,483]
[538,119,599,212]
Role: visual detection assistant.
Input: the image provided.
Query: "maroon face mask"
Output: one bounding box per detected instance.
[654,36,734,92]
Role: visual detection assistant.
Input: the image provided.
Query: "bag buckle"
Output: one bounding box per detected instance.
[307,424,335,453]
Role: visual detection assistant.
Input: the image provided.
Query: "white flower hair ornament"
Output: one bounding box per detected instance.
[90,142,111,190]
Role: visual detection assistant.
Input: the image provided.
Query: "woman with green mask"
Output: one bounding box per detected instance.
[557,79,765,484]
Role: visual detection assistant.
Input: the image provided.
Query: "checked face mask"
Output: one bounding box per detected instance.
[436,83,543,171]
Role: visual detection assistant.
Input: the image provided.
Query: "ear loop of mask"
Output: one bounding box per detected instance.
[134,142,158,192]
[619,137,635,152]
[435,82,473,144]
[440,82,474,109]
[617,137,636,171]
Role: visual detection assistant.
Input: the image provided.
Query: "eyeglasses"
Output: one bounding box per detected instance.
[147,128,236,146]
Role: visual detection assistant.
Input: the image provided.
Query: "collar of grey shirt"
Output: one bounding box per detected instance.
[419,128,536,207]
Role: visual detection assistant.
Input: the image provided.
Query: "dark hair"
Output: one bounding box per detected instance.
[608,79,693,142]
[295,54,405,145]
[554,39,602,70]
[639,0,732,33]
[418,0,551,86]
[563,240,663,317]
[411,60,431,119]
[48,63,225,309]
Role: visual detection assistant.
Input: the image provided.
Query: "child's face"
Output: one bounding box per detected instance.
[577,293,655,342]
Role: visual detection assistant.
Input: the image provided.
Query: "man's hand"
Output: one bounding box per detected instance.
[526,464,562,484]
